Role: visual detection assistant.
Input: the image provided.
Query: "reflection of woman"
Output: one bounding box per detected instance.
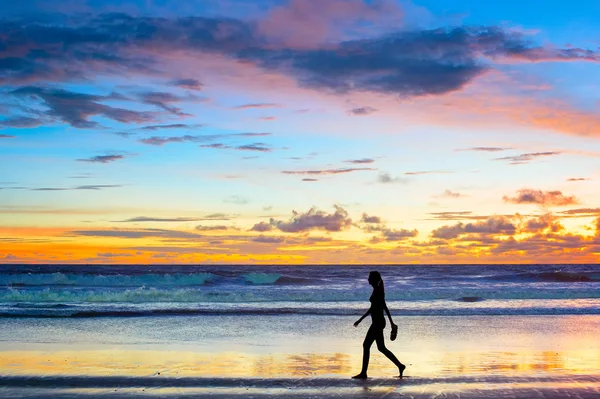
[352,271,406,379]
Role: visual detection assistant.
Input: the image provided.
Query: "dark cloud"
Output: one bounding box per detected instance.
[2,15,594,97]
[503,189,578,206]
[250,221,273,232]
[282,167,375,175]
[361,214,382,224]
[77,154,125,163]
[170,78,203,91]
[345,158,375,164]
[302,178,318,182]
[11,87,154,128]
[0,134,15,138]
[567,177,589,182]
[252,234,285,243]
[494,151,561,165]
[0,116,43,128]
[431,216,517,239]
[349,107,377,116]
[270,205,352,233]
[377,173,407,184]
[233,103,281,109]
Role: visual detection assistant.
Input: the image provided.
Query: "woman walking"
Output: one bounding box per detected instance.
[352,271,406,379]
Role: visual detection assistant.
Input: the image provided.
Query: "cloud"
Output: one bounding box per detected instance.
[0,134,15,138]
[558,208,600,216]
[224,195,249,205]
[522,214,564,233]
[458,147,512,152]
[139,124,198,131]
[382,228,418,241]
[494,151,561,165]
[3,14,596,99]
[567,177,589,182]
[345,158,375,164]
[137,91,201,116]
[404,170,453,175]
[77,154,125,163]
[436,189,462,198]
[252,234,285,243]
[170,78,203,91]
[236,143,272,152]
[302,178,318,182]
[431,215,517,239]
[32,185,121,191]
[201,143,230,149]
[71,228,202,239]
[139,135,202,146]
[283,167,375,175]
[428,211,489,221]
[377,173,407,184]
[503,189,578,206]
[349,106,377,116]
[116,216,207,222]
[270,205,352,232]
[11,87,154,128]
[233,103,281,109]
[73,185,122,190]
[250,221,273,232]
[195,225,229,231]
[0,117,43,128]
[361,214,382,224]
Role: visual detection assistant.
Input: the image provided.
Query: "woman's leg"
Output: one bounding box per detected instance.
[374,328,405,373]
[353,325,378,378]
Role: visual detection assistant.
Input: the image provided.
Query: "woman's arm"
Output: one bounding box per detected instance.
[383,302,395,326]
[354,308,371,327]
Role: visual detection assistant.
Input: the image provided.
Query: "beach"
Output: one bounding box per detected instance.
[1,264,599,397]
[2,314,600,397]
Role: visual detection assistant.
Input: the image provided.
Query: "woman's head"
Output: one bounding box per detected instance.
[368,271,383,289]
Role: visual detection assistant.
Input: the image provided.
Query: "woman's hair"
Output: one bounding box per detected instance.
[369,271,384,292]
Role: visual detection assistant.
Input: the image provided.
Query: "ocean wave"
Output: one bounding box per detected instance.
[0,271,317,288]
[489,271,600,283]
[2,285,600,304]
[2,304,600,318]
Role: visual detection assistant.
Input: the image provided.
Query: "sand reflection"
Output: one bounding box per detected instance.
[1,347,599,379]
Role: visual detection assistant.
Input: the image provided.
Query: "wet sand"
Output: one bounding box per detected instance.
[1,315,599,397]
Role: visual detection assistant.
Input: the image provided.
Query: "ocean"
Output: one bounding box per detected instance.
[2,264,600,397]
[1,264,599,318]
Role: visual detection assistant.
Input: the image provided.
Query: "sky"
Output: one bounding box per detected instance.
[1,0,600,264]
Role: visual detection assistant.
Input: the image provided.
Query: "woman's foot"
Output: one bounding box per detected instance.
[352,373,368,379]
[398,364,406,378]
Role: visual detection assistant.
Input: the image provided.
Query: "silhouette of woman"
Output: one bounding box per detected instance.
[352,271,405,379]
